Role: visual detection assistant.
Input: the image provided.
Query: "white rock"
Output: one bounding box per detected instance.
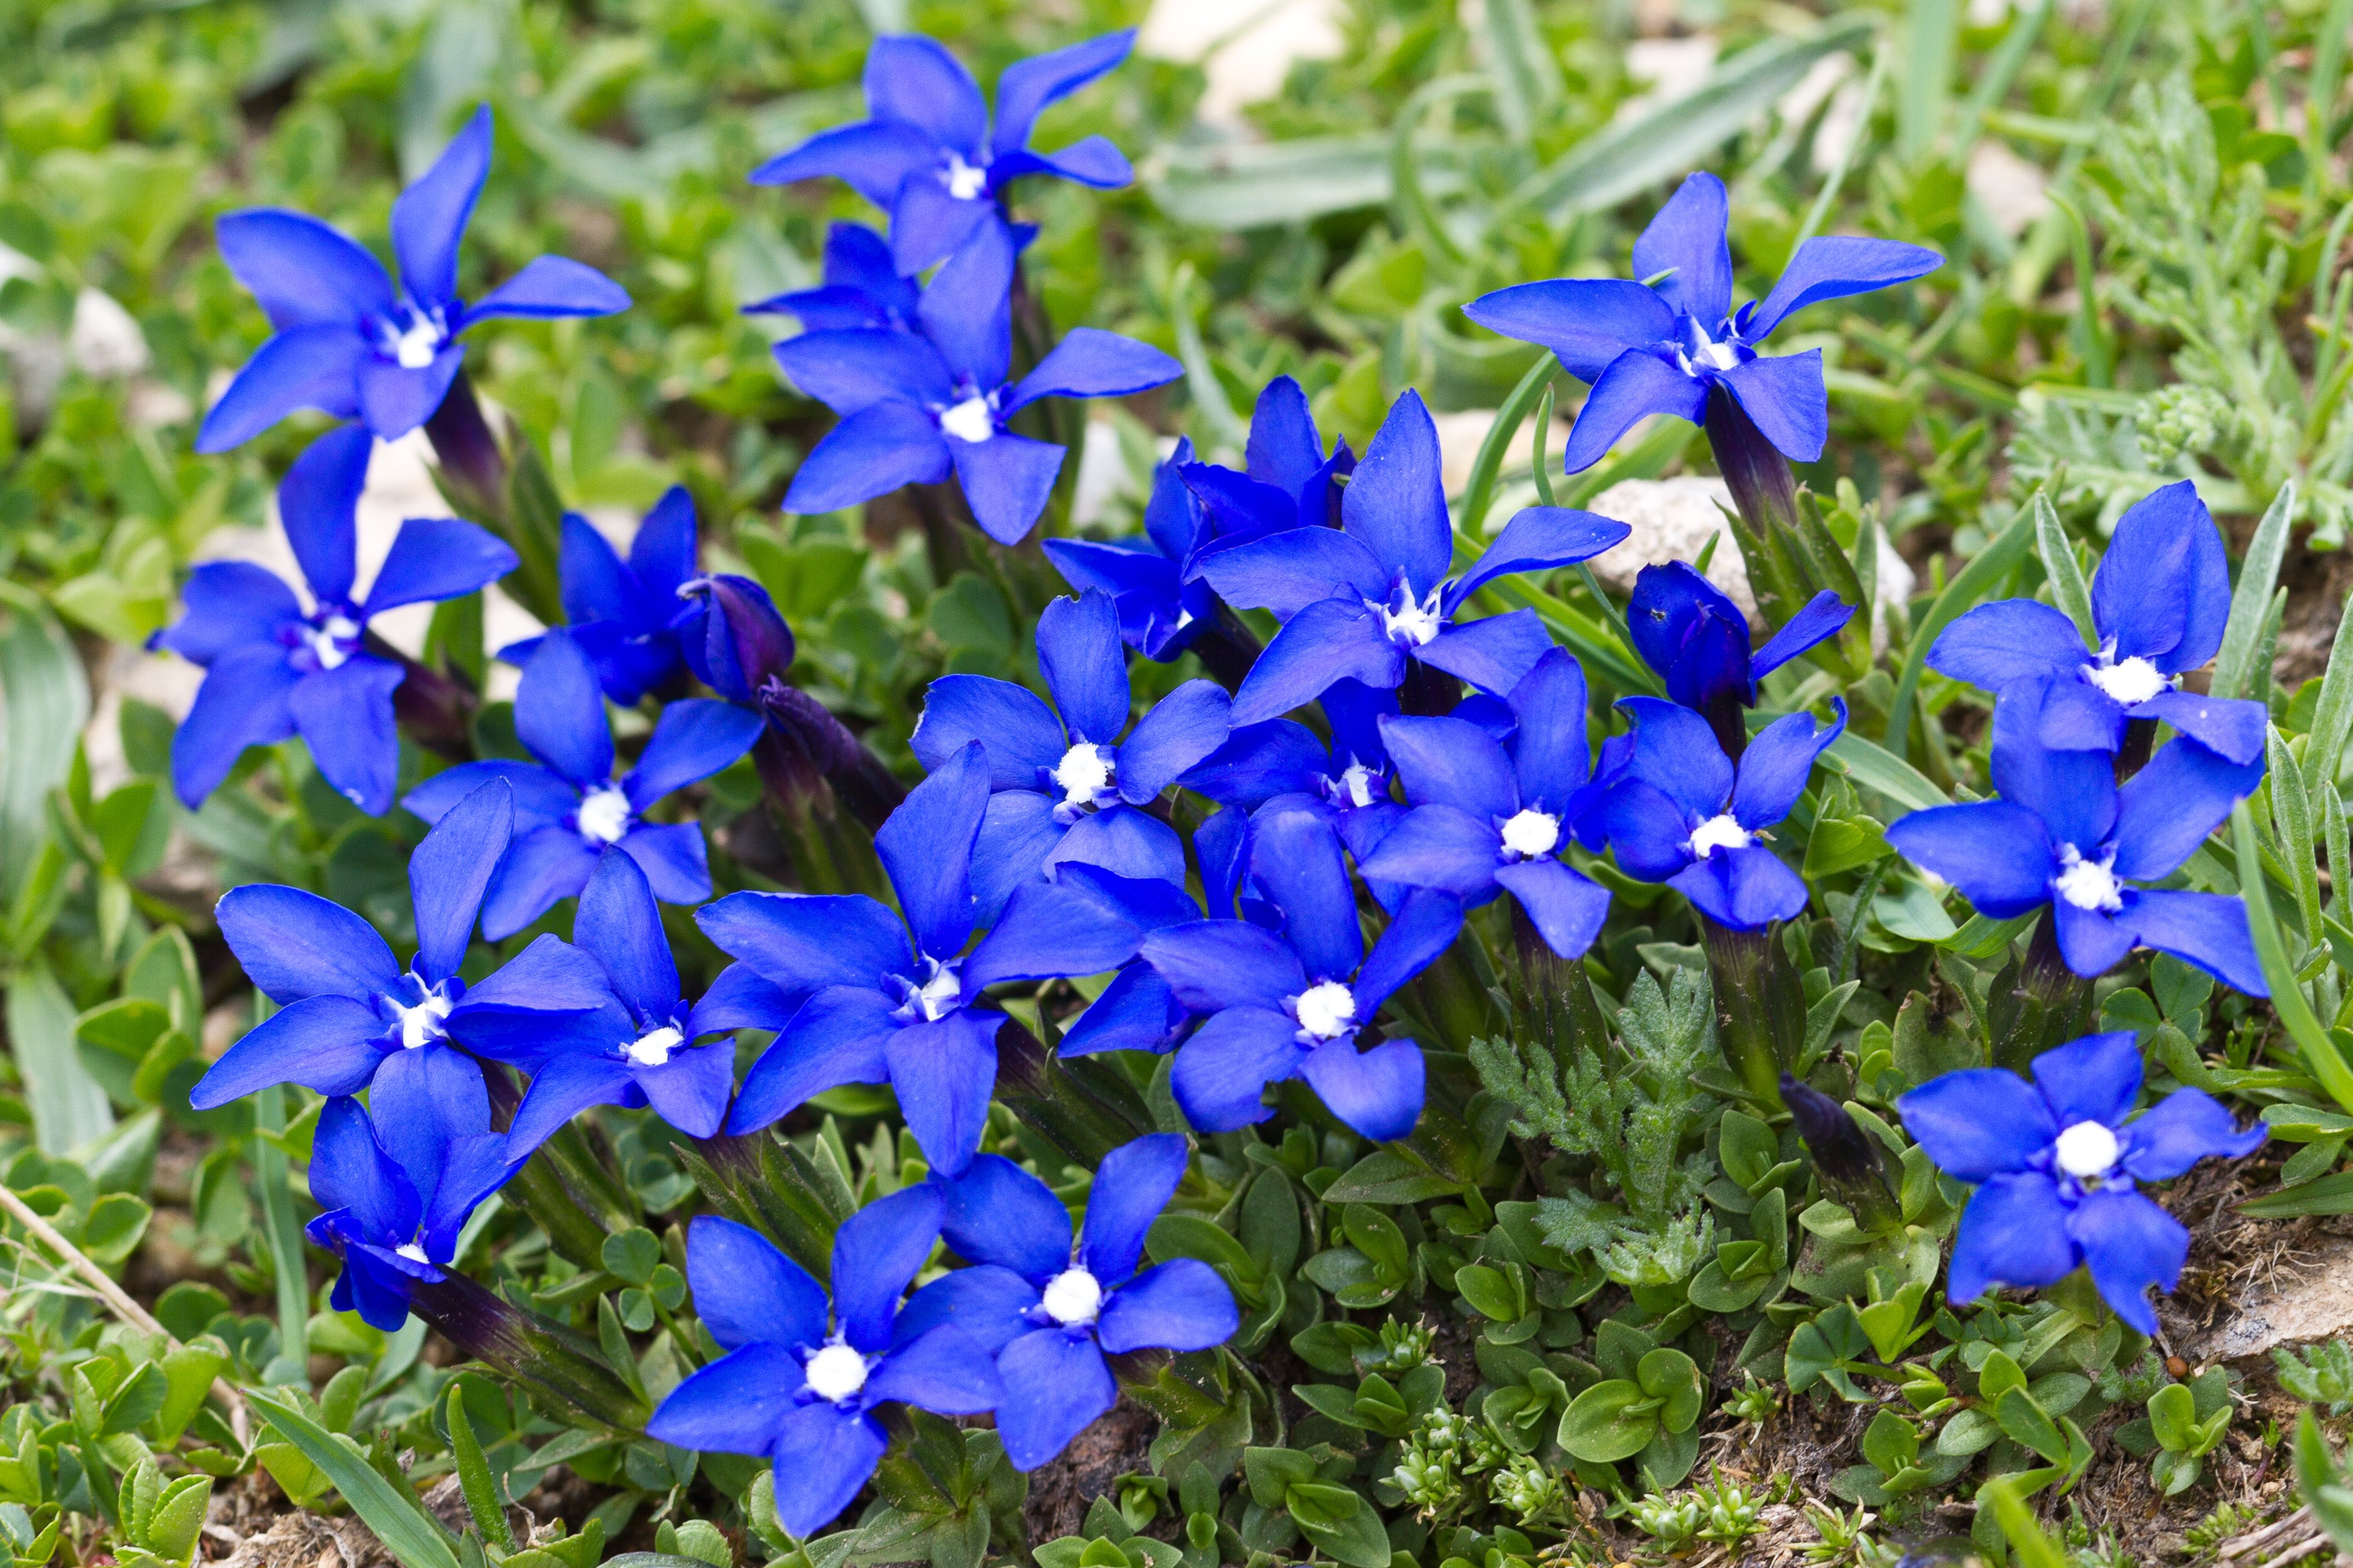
[1070,419,1133,530]
[1967,140,2051,238]
[1139,0,1346,126]
[1429,407,1577,499]
[1585,476,1755,615]
[126,380,194,429]
[70,288,148,378]
[1810,75,1870,175]
[2194,1235,2353,1362]
[1622,36,1719,112]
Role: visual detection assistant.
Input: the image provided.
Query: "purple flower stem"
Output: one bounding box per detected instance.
[674,1131,846,1280]
[1699,914,1809,1107]
[422,370,510,524]
[996,1012,1154,1165]
[2115,715,2159,781]
[406,1268,650,1431]
[364,632,478,760]
[1987,914,2095,1074]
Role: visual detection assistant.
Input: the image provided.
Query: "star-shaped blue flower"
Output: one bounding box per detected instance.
[646,1190,1003,1536]
[1897,1031,2262,1333]
[751,31,1136,276]
[898,1136,1238,1469]
[196,105,629,452]
[1628,560,1852,749]
[153,426,517,814]
[1928,480,2266,766]
[772,222,1179,544]
[496,486,705,706]
[1885,677,2267,993]
[1044,437,1223,663]
[1193,389,1628,725]
[1464,172,1940,472]
[742,221,919,332]
[305,1087,513,1332]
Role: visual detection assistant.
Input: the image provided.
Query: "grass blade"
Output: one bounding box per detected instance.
[2268,725,2325,951]
[246,1386,463,1568]
[2032,490,2096,645]
[250,1073,311,1381]
[2302,579,2353,795]
[1480,0,1561,145]
[2235,801,2353,1115]
[0,582,91,900]
[6,960,113,1153]
[1898,0,1959,158]
[2212,480,2298,700]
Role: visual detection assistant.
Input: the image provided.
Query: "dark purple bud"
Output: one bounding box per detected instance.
[755,681,905,831]
[1781,1070,1900,1232]
[675,574,796,706]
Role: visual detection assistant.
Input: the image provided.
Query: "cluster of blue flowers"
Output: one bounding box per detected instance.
[162,26,2278,1538]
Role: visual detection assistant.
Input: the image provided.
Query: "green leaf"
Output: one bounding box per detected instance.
[600,1228,662,1286]
[2234,802,2353,1116]
[0,583,91,901]
[2033,491,2096,645]
[1452,1263,1522,1322]
[1860,1409,1919,1476]
[1978,1474,2068,1568]
[1638,1348,1703,1432]
[245,1388,462,1568]
[1286,1484,1389,1568]
[1479,0,1562,143]
[1819,732,1947,814]
[1556,1379,1658,1462]
[1319,1149,1460,1205]
[1146,136,1472,230]
[2147,1382,2198,1452]
[8,960,113,1153]
[1993,1386,2068,1465]
[445,1388,514,1552]
[2213,482,2298,699]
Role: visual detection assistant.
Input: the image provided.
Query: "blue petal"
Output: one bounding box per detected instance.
[2031,674,2128,755]
[1461,278,1678,383]
[1729,699,1846,830]
[1617,695,1734,822]
[1946,1172,2077,1305]
[2117,889,2268,998]
[575,849,679,1021]
[749,119,935,204]
[1191,526,1391,618]
[864,1323,1005,1414]
[879,741,992,958]
[2095,480,2229,669]
[556,512,637,624]
[728,985,900,1134]
[169,645,300,808]
[773,327,954,417]
[505,1054,637,1159]
[1926,599,2086,691]
[308,1096,417,1246]
[2066,1188,2186,1336]
[1059,963,1188,1057]
[783,402,952,514]
[865,35,987,155]
[2121,1088,2264,1181]
[1006,328,1179,413]
[913,675,1068,789]
[463,256,629,322]
[1894,1068,2058,1181]
[1342,390,1452,598]
[996,134,1133,190]
[2111,737,2264,882]
[646,1340,805,1452]
[1098,1258,1238,1354]
[194,326,365,452]
[1350,888,1463,1016]
[1247,809,1362,983]
[1230,596,1402,728]
[1299,1035,1425,1141]
[766,1403,888,1537]
[1355,805,1501,901]
[1631,172,1733,324]
[917,216,1016,383]
[951,430,1066,547]
[629,485,700,596]
[288,656,407,816]
[1169,1006,1307,1131]
[217,882,401,1005]
[361,517,517,618]
[1670,844,1810,929]
[1561,349,1708,472]
[1377,713,1516,818]
[623,699,764,808]
[409,778,512,985]
[1597,777,1695,882]
[896,1264,1040,1354]
[962,878,1143,989]
[688,962,798,1039]
[1037,590,1129,745]
[1883,801,2053,919]
[832,1183,947,1353]
[1988,677,2119,851]
[634,1043,735,1138]
[190,995,385,1108]
[969,791,1064,925]
[1140,921,1303,1012]
[2128,689,2267,767]
[366,1041,490,1197]
[479,825,600,941]
[987,1329,1116,1472]
[688,1214,831,1350]
[1080,1132,1188,1283]
[513,631,614,787]
[2030,1031,2142,1130]
[355,346,463,444]
[615,820,711,907]
[1746,235,1943,340]
[153,561,302,666]
[1451,507,1629,607]
[391,105,488,309]
[1180,720,1331,809]
[1750,591,1854,681]
[1626,561,1750,713]
[1720,350,1827,463]
[885,1011,1001,1179]
[991,30,1134,157]
[215,209,392,329]
[1494,857,1611,959]
[698,892,913,998]
[1183,464,1313,549]
[2053,898,2137,979]
[1244,376,1326,493]
[937,1154,1070,1280]
[1504,646,1590,811]
[1115,680,1230,800]
[279,427,369,605]
[1416,609,1555,698]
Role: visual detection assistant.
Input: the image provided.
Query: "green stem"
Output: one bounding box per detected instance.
[1699,918,1807,1107]
[251,1080,311,1383]
[1457,356,1558,537]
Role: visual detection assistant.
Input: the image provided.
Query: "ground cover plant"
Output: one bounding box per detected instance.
[12,0,2353,1564]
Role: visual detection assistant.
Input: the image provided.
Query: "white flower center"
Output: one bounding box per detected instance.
[1292,980,1357,1041]
[944,151,988,201]
[910,962,961,1022]
[1041,1267,1103,1327]
[1375,583,1445,647]
[387,310,443,370]
[577,785,633,845]
[939,394,995,444]
[2053,1119,2120,1180]
[627,1026,683,1066]
[1336,763,1379,809]
[803,1341,869,1403]
[395,1241,431,1264]
[1053,743,1115,808]
[1499,808,1561,860]
[390,987,451,1050]
[307,614,360,672]
[2083,652,2169,706]
[2053,843,2124,913]
[1675,325,1741,376]
[1687,813,1751,858]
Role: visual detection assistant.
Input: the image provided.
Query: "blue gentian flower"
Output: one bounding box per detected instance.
[1463,172,1939,472]
[306,1087,513,1331]
[1885,677,2267,992]
[1896,1031,2263,1333]
[912,588,1232,923]
[1193,389,1628,725]
[1599,695,1848,929]
[1357,649,1615,958]
[898,1136,1239,1469]
[190,779,612,1112]
[671,573,796,708]
[700,742,1165,1173]
[742,222,919,331]
[495,486,703,706]
[751,31,1136,276]
[155,426,518,814]
[646,1190,1003,1536]
[196,105,630,453]
[1927,480,2266,766]
[1176,375,1354,549]
[1050,862,1216,1058]
[773,222,1179,544]
[1043,437,1223,662]
[1628,561,1853,746]
[1141,808,1463,1141]
[498,851,796,1157]
[1181,679,1404,874]
[402,629,762,939]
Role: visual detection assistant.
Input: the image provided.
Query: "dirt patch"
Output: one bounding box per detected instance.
[1020,1400,1157,1545]
[203,1472,393,1568]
